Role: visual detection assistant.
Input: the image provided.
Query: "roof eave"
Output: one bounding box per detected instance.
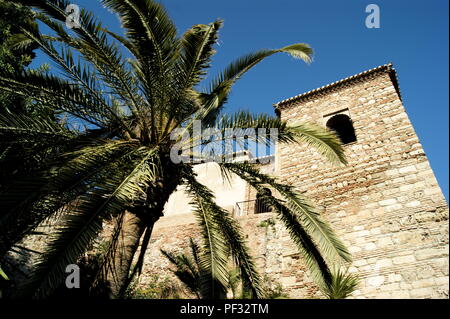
[273,63,402,111]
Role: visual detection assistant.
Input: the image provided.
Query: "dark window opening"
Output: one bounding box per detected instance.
[255,188,272,214]
[326,114,357,144]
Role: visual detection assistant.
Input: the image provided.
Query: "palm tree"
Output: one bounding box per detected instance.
[161,238,206,299]
[0,0,351,299]
[318,267,360,299]
[161,238,288,299]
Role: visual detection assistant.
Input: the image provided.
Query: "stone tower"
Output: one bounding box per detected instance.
[274,63,449,298]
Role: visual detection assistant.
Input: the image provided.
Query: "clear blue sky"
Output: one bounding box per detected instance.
[31,0,449,200]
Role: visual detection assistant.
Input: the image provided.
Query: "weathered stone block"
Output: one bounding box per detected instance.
[392,255,416,265]
[367,276,385,287]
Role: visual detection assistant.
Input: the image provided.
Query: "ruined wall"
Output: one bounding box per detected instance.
[276,69,449,298]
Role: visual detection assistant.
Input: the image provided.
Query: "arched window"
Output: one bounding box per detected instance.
[326,114,357,144]
[255,188,272,214]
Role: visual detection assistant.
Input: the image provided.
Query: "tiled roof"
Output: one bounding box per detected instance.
[274,63,402,109]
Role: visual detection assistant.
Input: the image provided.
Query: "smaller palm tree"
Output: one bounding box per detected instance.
[161,238,224,299]
[318,267,360,299]
[161,237,290,299]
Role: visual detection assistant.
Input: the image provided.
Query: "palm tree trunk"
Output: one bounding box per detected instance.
[106,210,147,298]
[103,160,180,298]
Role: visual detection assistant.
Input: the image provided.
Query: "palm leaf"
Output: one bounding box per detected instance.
[161,243,201,298]
[184,169,264,298]
[0,266,9,280]
[11,146,158,298]
[200,43,313,124]
[319,267,359,299]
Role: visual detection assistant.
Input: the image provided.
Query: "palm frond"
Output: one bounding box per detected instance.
[16,0,144,133]
[159,20,222,135]
[178,20,222,89]
[0,140,140,258]
[0,71,111,128]
[218,111,346,164]
[191,195,229,299]
[161,243,201,298]
[13,146,159,298]
[185,111,346,165]
[0,111,73,146]
[100,0,178,137]
[253,183,333,287]
[288,122,347,165]
[224,162,351,261]
[319,267,359,299]
[101,0,178,76]
[183,169,264,298]
[0,265,10,280]
[199,43,313,124]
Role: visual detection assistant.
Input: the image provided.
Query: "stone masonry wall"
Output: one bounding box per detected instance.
[276,70,449,298]
[140,212,322,299]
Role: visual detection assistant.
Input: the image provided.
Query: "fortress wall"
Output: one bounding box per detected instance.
[277,70,448,298]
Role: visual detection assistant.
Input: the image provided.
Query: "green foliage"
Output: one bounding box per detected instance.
[0,0,39,112]
[263,281,289,299]
[0,1,57,190]
[162,238,289,299]
[319,267,360,299]
[0,0,37,72]
[257,218,276,228]
[124,275,183,299]
[0,265,9,280]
